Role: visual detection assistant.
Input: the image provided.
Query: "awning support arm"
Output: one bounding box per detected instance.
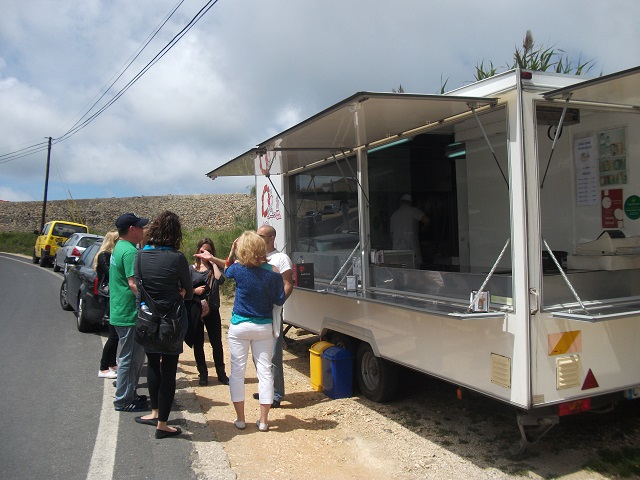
[467,238,510,312]
[333,151,370,206]
[329,241,361,287]
[471,104,508,188]
[540,95,571,189]
[543,239,590,314]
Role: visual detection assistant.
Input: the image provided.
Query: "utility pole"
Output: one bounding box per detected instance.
[39,137,52,232]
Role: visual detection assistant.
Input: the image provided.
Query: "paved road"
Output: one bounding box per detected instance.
[0,253,230,480]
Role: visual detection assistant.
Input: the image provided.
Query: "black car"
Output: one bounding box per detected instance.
[59,241,108,332]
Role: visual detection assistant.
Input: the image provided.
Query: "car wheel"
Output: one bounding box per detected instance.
[32,250,39,264]
[39,254,49,268]
[53,257,61,272]
[76,296,93,332]
[356,342,399,403]
[60,279,73,311]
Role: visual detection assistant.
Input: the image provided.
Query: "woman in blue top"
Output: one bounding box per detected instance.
[199,231,285,431]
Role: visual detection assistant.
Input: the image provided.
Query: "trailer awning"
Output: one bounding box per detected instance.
[207,92,497,178]
[543,65,640,109]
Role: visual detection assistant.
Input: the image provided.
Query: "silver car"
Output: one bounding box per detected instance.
[53,233,103,272]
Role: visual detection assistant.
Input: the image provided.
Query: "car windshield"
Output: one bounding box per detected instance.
[53,224,87,238]
[77,237,99,248]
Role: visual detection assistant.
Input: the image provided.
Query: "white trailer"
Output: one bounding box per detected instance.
[208,66,640,450]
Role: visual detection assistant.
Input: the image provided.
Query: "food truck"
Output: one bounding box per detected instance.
[208,66,640,450]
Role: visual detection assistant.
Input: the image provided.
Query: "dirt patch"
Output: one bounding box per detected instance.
[179,296,640,479]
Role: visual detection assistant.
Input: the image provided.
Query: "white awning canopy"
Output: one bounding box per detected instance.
[207,91,497,178]
[544,65,640,109]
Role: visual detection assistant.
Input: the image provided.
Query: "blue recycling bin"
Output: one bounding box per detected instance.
[321,346,353,399]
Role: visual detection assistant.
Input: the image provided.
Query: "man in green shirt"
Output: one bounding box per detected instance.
[110,213,148,412]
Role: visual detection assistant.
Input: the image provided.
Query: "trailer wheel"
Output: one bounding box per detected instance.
[356,343,398,402]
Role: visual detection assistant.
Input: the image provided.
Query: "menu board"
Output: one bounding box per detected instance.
[574,136,598,206]
[598,127,627,186]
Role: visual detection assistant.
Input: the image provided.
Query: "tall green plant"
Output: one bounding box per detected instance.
[475,30,594,81]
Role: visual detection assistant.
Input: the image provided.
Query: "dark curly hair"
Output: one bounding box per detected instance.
[144,210,183,249]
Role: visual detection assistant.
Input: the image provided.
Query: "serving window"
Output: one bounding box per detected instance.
[288,107,514,311]
[537,102,640,313]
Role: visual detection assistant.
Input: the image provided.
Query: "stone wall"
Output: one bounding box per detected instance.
[0,194,256,233]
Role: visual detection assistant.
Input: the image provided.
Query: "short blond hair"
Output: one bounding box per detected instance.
[235,231,267,268]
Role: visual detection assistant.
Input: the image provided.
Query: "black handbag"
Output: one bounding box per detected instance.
[135,253,184,352]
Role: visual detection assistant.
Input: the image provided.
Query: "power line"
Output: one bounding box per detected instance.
[55,0,220,143]
[54,0,186,141]
[0,0,221,162]
[0,141,50,164]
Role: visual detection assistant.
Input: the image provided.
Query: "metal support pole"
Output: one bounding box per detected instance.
[39,137,52,232]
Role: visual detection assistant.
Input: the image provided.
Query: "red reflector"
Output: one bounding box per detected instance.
[557,398,591,416]
[521,71,533,80]
[582,369,599,390]
[93,277,100,296]
[45,245,51,251]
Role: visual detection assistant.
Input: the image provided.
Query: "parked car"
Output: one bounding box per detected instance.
[304,210,322,222]
[33,220,89,267]
[53,233,103,272]
[59,240,108,332]
[322,204,337,214]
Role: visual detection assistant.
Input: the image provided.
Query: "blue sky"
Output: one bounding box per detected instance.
[1,0,639,201]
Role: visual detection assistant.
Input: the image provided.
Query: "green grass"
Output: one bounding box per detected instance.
[180,211,256,297]
[0,231,38,256]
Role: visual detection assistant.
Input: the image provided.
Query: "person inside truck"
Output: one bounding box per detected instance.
[390,194,429,268]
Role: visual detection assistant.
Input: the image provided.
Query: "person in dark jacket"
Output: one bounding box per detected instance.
[190,238,229,386]
[94,231,119,378]
[133,211,193,439]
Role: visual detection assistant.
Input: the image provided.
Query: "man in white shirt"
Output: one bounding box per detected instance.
[390,194,429,267]
[255,225,294,407]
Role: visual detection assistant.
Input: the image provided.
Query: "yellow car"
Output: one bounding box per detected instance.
[33,220,89,267]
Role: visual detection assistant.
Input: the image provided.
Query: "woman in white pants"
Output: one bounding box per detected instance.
[198,231,285,431]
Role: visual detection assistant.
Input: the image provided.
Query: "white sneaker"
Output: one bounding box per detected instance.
[99,369,117,379]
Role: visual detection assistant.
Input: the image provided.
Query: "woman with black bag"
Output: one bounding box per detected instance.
[133,211,193,439]
[190,238,229,386]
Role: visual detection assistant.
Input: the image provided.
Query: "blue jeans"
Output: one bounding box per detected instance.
[272,320,284,402]
[113,325,146,409]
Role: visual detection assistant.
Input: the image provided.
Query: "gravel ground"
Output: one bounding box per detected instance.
[178,297,640,480]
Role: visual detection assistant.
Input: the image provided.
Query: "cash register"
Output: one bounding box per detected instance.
[567,230,640,270]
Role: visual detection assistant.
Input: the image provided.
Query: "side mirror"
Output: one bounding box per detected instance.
[64,256,79,265]
[34,229,39,235]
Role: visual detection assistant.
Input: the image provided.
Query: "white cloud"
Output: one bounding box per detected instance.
[0,185,35,202]
[0,0,639,201]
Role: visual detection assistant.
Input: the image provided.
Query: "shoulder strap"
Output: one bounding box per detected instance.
[136,251,160,312]
[136,250,184,315]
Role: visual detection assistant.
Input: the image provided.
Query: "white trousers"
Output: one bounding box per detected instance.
[228,322,274,404]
